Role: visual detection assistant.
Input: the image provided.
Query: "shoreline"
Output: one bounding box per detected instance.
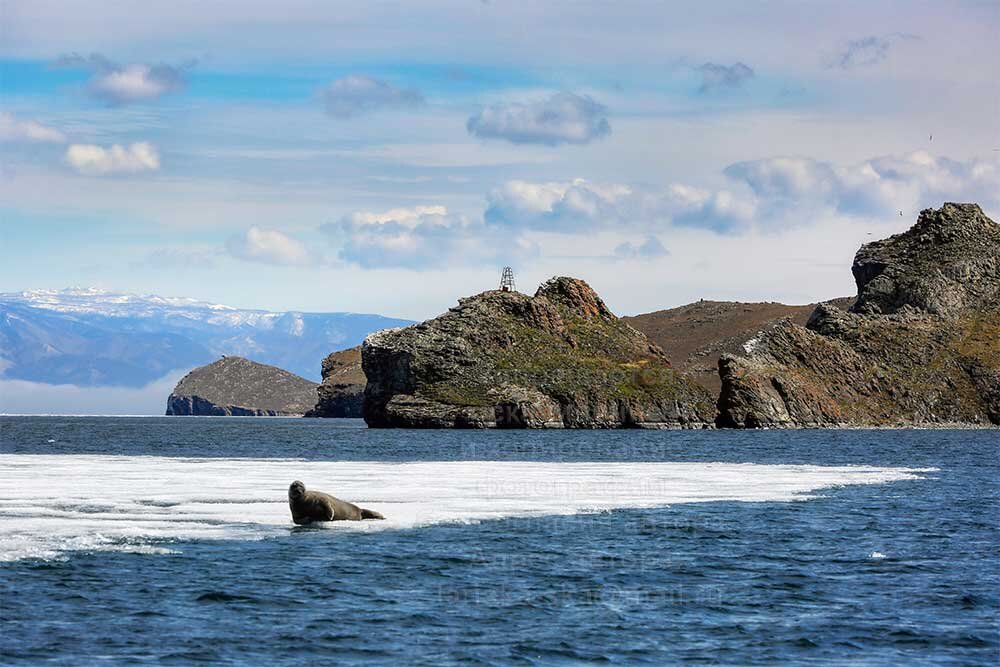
[1,413,996,430]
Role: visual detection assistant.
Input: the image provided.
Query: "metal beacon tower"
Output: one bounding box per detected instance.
[499,267,516,292]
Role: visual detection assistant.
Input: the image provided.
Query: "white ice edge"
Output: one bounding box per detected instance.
[0,455,937,562]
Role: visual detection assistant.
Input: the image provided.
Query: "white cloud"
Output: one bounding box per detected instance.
[56,53,190,104]
[328,179,753,270]
[346,205,448,228]
[725,151,1000,219]
[322,205,536,269]
[484,178,755,233]
[64,142,161,175]
[666,186,757,232]
[484,179,633,230]
[481,150,998,238]
[226,227,315,266]
[724,157,836,201]
[467,92,611,146]
[320,75,424,118]
[0,113,67,143]
[91,64,182,103]
[697,62,755,92]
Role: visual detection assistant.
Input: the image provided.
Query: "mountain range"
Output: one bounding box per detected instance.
[0,288,413,388]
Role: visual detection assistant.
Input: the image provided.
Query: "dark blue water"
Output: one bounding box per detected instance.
[1,417,998,665]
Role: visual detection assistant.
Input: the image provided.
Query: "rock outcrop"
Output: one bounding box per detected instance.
[717,203,1000,428]
[361,277,717,428]
[851,202,1000,317]
[166,356,318,416]
[304,346,365,418]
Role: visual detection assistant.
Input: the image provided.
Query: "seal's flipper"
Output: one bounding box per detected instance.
[360,508,385,520]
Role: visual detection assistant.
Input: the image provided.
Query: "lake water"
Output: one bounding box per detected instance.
[0,417,997,665]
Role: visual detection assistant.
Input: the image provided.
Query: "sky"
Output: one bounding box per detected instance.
[1,0,998,321]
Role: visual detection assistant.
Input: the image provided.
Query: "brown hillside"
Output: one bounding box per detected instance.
[624,298,854,395]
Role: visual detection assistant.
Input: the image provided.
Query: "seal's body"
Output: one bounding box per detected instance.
[288,481,384,524]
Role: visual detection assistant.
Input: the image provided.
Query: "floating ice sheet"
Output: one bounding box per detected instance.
[0,455,935,562]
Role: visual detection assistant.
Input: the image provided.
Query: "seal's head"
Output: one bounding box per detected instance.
[289,480,306,501]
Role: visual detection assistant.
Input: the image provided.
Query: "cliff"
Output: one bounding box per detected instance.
[361,277,717,428]
[304,346,365,418]
[717,203,1000,428]
[166,356,318,416]
[624,297,854,395]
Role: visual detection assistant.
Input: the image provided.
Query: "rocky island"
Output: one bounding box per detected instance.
[717,203,999,428]
[166,356,318,416]
[361,277,716,428]
[304,346,365,418]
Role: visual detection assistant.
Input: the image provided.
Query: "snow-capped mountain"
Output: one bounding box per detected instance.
[7,288,306,327]
[0,288,413,387]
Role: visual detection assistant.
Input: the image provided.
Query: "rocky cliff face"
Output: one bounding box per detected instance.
[304,346,365,418]
[717,203,1000,428]
[166,356,318,416]
[362,277,716,428]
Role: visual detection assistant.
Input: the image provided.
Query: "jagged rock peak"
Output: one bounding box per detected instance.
[534,276,614,321]
[851,203,999,317]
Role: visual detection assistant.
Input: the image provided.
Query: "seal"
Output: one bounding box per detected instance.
[287,480,385,524]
